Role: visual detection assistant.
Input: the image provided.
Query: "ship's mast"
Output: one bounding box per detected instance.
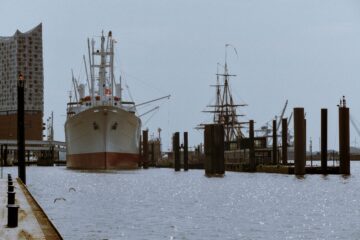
[99,32,106,99]
[201,44,247,144]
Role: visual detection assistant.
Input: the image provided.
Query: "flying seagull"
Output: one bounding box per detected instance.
[54,197,66,203]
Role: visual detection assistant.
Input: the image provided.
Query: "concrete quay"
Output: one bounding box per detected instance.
[0,178,62,239]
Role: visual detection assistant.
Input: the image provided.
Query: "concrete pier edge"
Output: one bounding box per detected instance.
[16,178,63,239]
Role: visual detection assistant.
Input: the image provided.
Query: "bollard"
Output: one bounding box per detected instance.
[7,204,19,228]
[173,132,180,171]
[282,118,288,165]
[272,119,277,165]
[183,132,189,171]
[294,108,306,175]
[339,107,350,175]
[8,184,14,192]
[249,120,255,171]
[321,109,328,174]
[143,130,149,169]
[8,180,13,186]
[8,191,15,205]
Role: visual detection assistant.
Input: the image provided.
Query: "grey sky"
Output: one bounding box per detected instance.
[1,0,360,151]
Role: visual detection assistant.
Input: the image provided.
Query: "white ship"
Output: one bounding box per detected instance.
[65,31,141,169]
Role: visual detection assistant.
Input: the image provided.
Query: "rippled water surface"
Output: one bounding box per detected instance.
[3,163,360,240]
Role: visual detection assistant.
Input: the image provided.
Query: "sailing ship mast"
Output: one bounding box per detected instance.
[201,45,247,143]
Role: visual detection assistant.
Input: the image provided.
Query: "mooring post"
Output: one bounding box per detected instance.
[143,130,149,169]
[304,118,307,167]
[18,73,26,184]
[272,119,277,165]
[321,109,328,174]
[282,118,288,165]
[294,108,306,175]
[339,107,350,175]
[138,136,142,168]
[204,124,225,176]
[183,132,189,171]
[173,132,180,171]
[249,120,256,171]
[151,142,155,166]
[4,144,7,166]
[0,144,3,178]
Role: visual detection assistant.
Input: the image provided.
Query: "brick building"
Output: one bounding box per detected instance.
[0,24,43,140]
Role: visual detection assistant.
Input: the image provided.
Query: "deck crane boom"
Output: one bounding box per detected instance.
[276,100,288,131]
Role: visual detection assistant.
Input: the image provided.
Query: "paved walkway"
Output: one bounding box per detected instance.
[0,178,62,239]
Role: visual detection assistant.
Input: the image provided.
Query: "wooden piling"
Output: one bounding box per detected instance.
[0,145,3,167]
[143,130,149,169]
[249,120,256,171]
[138,136,142,168]
[204,124,225,176]
[151,143,155,166]
[281,118,288,165]
[321,109,328,174]
[272,119,277,165]
[173,132,180,171]
[294,108,306,175]
[184,132,189,171]
[4,145,8,166]
[339,107,350,175]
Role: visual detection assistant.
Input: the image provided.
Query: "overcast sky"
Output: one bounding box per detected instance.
[1,0,360,151]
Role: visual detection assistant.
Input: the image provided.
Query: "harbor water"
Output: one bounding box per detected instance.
[3,164,360,240]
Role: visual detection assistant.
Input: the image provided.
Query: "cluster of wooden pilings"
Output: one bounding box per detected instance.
[203,105,351,176]
[0,144,61,167]
[292,106,350,175]
[172,132,189,171]
[139,130,162,169]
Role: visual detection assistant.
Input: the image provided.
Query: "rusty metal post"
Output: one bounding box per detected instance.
[249,120,255,171]
[321,109,328,174]
[272,119,277,165]
[143,130,149,169]
[282,118,288,165]
[294,108,306,175]
[184,132,189,171]
[339,107,350,175]
[173,132,180,171]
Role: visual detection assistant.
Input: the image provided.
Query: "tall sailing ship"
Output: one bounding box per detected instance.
[65,31,141,169]
[199,45,248,149]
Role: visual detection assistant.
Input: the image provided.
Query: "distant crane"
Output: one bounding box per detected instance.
[350,115,360,138]
[276,100,288,133]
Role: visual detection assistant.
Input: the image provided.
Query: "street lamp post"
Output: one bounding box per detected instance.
[18,73,26,184]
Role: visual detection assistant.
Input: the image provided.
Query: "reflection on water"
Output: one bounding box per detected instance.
[4,163,360,240]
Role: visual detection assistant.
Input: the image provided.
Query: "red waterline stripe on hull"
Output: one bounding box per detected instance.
[67,152,140,170]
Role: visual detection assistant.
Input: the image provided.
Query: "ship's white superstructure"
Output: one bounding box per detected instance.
[65,31,141,169]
